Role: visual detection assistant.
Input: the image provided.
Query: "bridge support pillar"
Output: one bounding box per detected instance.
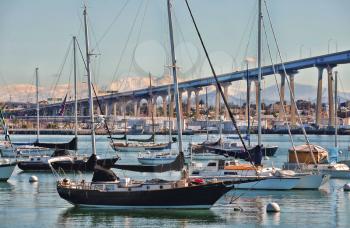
[80,105,85,116]
[194,88,201,120]
[113,102,117,117]
[162,95,167,117]
[327,66,335,127]
[186,89,193,117]
[316,67,324,126]
[170,93,174,117]
[223,83,231,120]
[147,97,153,117]
[215,85,220,119]
[120,101,126,117]
[179,90,184,117]
[104,104,108,116]
[95,104,101,116]
[153,97,157,117]
[133,100,138,117]
[279,72,286,121]
[288,72,297,126]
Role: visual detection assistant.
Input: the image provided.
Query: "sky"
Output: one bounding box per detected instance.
[0,0,350,97]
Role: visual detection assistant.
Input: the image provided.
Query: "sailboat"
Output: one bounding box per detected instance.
[53,2,244,209]
[283,71,350,179]
[110,74,172,152]
[186,0,331,190]
[17,37,118,172]
[0,109,16,181]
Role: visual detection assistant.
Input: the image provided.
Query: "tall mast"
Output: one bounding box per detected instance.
[83,5,96,155]
[35,67,39,142]
[167,0,183,151]
[334,71,338,147]
[73,36,78,139]
[205,87,209,141]
[149,73,155,143]
[246,61,251,147]
[257,0,262,147]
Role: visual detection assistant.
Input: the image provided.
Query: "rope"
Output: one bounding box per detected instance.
[92,0,129,51]
[110,1,145,89]
[49,40,73,100]
[263,0,318,166]
[184,0,257,170]
[261,17,301,170]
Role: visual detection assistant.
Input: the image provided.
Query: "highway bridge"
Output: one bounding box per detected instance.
[12,50,350,126]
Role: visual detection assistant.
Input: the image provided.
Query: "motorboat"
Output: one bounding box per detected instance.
[283,144,350,179]
[190,160,328,190]
[0,158,16,181]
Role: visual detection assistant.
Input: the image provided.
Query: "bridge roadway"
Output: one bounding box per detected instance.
[15,50,350,126]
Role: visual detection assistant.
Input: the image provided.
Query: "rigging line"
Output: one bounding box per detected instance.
[110,1,145,88]
[76,39,88,71]
[92,0,129,51]
[0,72,11,101]
[91,82,118,152]
[184,0,256,168]
[86,15,102,86]
[338,75,350,101]
[234,1,258,63]
[122,0,150,91]
[263,0,317,165]
[67,52,74,100]
[50,40,73,100]
[262,18,301,169]
[173,12,196,80]
[243,9,258,63]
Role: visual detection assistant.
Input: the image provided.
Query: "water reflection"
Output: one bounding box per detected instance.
[58,207,222,227]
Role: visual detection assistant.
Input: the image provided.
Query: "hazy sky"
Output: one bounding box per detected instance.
[0,0,350,93]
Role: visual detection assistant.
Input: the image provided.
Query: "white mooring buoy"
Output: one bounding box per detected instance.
[29,176,39,183]
[266,202,280,213]
[343,183,350,191]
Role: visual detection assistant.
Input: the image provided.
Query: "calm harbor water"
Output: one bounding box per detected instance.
[1,134,350,227]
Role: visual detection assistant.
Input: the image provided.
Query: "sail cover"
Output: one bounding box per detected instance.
[34,136,78,150]
[113,152,184,173]
[92,164,119,182]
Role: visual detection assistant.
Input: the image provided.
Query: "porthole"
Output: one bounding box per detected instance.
[160,185,163,189]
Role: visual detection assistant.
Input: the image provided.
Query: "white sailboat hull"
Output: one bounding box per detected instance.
[191,175,300,190]
[234,177,299,190]
[293,173,330,189]
[283,163,350,179]
[0,162,16,181]
[137,157,177,165]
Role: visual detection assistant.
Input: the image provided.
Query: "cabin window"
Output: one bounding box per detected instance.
[160,185,163,189]
[37,158,41,161]
[208,162,217,167]
[105,185,115,191]
[128,188,131,191]
[192,171,199,175]
[94,185,104,191]
[224,172,237,175]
